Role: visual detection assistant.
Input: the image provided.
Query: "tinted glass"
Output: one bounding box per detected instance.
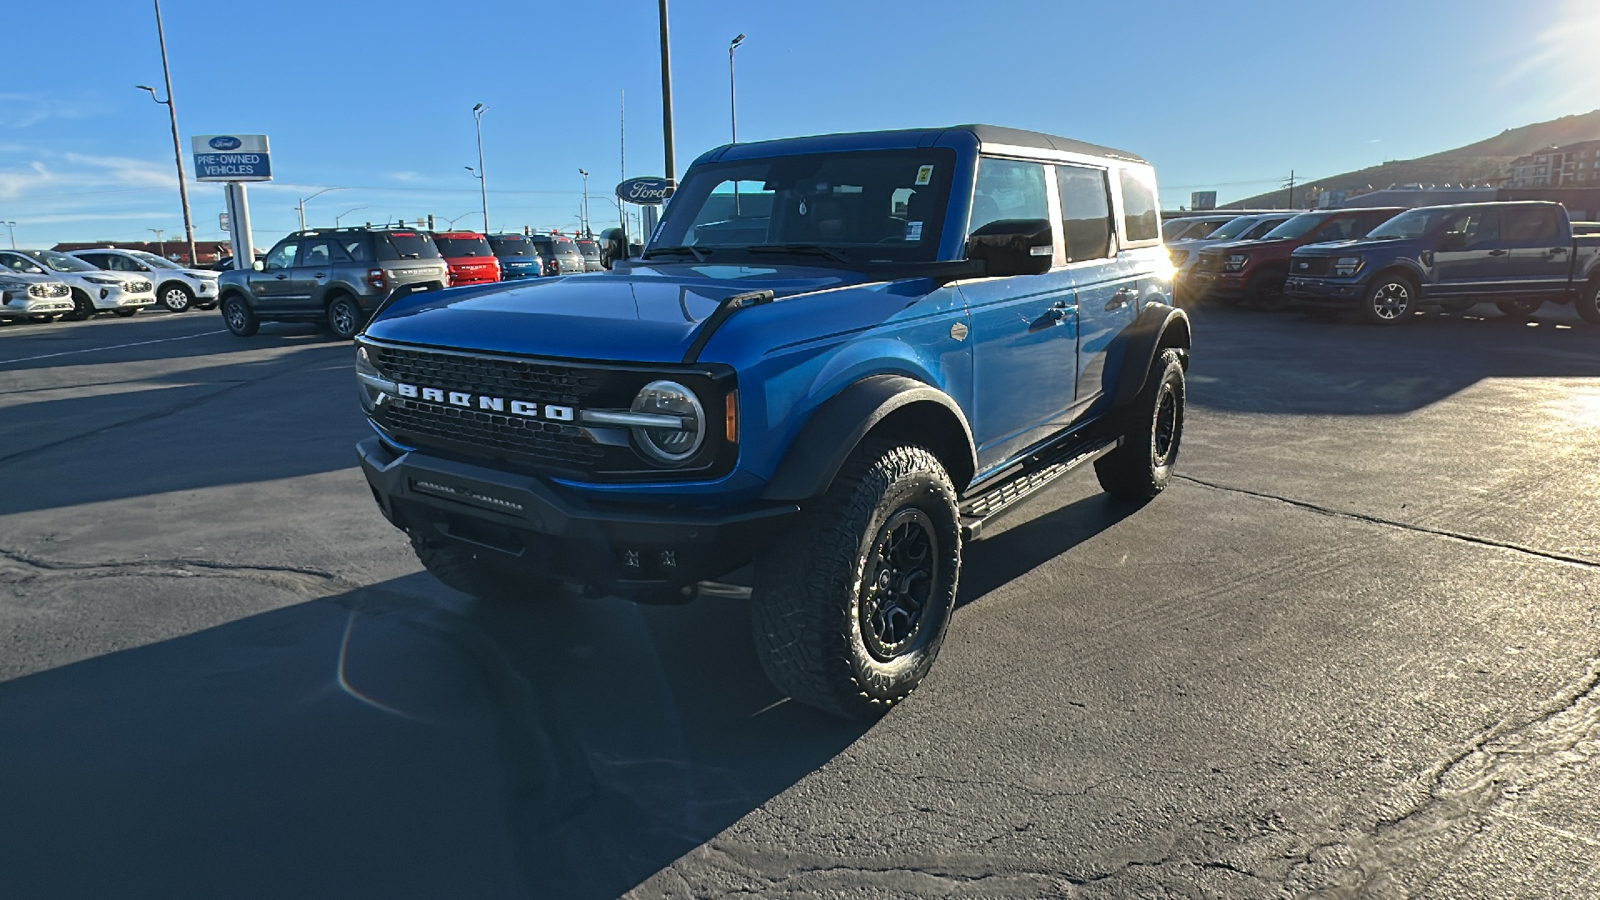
[338,239,372,262]
[301,240,334,267]
[575,240,601,260]
[654,149,956,263]
[529,237,556,253]
[374,232,441,260]
[263,242,298,271]
[1441,210,1500,247]
[131,251,181,269]
[1201,216,1258,241]
[1502,206,1562,244]
[1241,217,1290,239]
[1056,164,1112,263]
[20,249,97,272]
[488,235,535,256]
[1310,217,1363,242]
[1365,208,1453,240]
[1119,171,1159,242]
[433,236,493,257]
[1261,213,1334,240]
[553,237,581,256]
[971,157,1050,236]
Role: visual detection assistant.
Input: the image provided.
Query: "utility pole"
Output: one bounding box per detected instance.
[142,0,196,266]
[472,103,490,233]
[578,169,590,236]
[0,221,14,249]
[1284,169,1296,209]
[658,0,676,193]
[148,227,166,258]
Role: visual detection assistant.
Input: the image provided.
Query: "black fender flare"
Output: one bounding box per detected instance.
[1107,302,1192,411]
[761,375,977,501]
[1366,261,1427,296]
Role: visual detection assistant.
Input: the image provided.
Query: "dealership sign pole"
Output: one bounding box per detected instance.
[192,134,270,270]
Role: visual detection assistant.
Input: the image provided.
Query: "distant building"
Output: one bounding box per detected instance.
[49,240,231,265]
[1331,186,1496,209]
[1505,140,1600,188]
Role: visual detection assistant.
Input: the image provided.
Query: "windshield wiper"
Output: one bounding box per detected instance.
[746,244,853,264]
[644,245,710,262]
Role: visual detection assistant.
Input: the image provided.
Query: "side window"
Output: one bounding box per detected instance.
[1442,211,1500,247]
[262,242,299,271]
[1502,207,1562,244]
[1056,164,1112,263]
[0,253,28,273]
[76,254,106,269]
[969,157,1051,236]
[109,255,140,272]
[301,240,333,268]
[1118,170,1160,244]
[338,239,371,263]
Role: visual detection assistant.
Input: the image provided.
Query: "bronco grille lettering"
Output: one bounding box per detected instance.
[396,381,576,423]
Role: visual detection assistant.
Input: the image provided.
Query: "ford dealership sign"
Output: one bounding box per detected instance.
[207,136,242,151]
[616,176,671,205]
[190,134,271,182]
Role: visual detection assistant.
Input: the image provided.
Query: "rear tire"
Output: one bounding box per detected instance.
[65,289,95,321]
[1437,298,1476,313]
[752,440,961,719]
[158,282,194,312]
[221,294,259,337]
[327,294,362,340]
[409,532,557,603]
[1095,348,1186,503]
[1496,297,1543,319]
[1359,275,1416,325]
[1578,281,1600,326]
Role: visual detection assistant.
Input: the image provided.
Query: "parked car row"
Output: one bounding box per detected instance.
[1166,201,1600,325]
[0,248,159,323]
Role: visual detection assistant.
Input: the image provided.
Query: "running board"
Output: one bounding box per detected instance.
[959,434,1121,540]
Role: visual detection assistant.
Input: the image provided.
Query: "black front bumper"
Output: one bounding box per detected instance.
[1283,275,1367,305]
[357,437,798,601]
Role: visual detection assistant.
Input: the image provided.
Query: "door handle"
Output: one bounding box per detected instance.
[1049,300,1077,319]
[274,273,288,279]
[313,272,327,278]
[1488,249,1507,257]
[1106,287,1139,310]
[1550,247,1569,255]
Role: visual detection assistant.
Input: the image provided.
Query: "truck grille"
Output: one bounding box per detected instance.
[1194,252,1223,273]
[382,402,605,468]
[1292,257,1332,277]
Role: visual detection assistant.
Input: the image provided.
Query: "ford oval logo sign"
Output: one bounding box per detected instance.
[208,136,242,151]
[616,177,672,206]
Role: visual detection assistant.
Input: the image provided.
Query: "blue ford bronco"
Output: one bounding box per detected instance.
[354,125,1190,718]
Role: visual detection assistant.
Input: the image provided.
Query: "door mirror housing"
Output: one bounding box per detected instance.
[252,260,265,271]
[965,218,1054,277]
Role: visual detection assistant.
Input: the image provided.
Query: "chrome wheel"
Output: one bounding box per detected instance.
[161,286,191,312]
[859,508,939,662]
[1371,282,1410,321]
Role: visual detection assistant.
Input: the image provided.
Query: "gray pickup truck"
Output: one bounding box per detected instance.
[1284,201,1600,325]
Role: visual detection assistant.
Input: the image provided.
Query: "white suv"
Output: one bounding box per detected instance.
[0,272,74,323]
[0,249,156,320]
[68,248,220,313]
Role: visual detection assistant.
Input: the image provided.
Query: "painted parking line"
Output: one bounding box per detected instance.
[0,329,229,366]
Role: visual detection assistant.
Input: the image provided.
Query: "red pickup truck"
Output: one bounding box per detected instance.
[1189,207,1403,308]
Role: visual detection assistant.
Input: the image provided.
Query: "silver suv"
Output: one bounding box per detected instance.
[216,227,450,340]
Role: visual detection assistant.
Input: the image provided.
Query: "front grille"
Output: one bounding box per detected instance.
[128,280,152,293]
[383,401,605,468]
[50,283,69,297]
[1194,252,1223,273]
[28,284,46,298]
[368,344,603,404]
[1292,257,1332,276]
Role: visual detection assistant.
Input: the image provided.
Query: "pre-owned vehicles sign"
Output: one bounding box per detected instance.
[191,134,271,182]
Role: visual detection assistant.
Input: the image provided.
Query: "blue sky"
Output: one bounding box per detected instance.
[4,0,1596,248]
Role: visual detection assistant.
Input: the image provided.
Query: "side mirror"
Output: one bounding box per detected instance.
[252,260,265,271]
[26,266,45,275]
[965,218,1054,277]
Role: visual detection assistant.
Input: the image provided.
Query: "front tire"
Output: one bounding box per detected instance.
[158,282,194,312]
[1095,348,1185,503]
[220,294,259,337]
[1496,297,1543,319]
[1360,276,1416,325]
[112,308,139,318]
[65,289,95,321]
[327,294,362,340]
[1578,281,1600,326]
[1438,298,1476,313]
[752,440,961,719]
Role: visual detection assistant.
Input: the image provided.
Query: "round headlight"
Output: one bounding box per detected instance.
[631,380,705,465]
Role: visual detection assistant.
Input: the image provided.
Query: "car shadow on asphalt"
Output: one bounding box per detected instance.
[0,318,334,371]
[957,489,1140,608]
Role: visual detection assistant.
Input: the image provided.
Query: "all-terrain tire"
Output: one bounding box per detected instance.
[751,440,961,719]
[1496,297,1544,319]
[409,531,557,603]
[221,293,259,337]
[1094,349,1186,503]
[1578,280,1600,326]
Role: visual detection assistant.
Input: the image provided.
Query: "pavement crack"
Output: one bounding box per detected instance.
[0,544,347,590]
[1175,474,1599,570]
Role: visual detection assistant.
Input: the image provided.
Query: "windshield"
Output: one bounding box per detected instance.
[130,251,182,269]
[1200,216,1260,241]
[575,240,600,260]
[1365,208,1451,240]
[374,232,442,260]
[488,235,536,257]
[651,149,956,263]
[21,249,98,272]
[1261,213,1334,240]
[553,237,580,256]
[434,236,493,258]
[1242,217,1290,239]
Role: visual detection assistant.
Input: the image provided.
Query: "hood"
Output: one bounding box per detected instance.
[1203,238,1297,255]
[363,262,867,363]
[183,269,216,279]
[1292,237,1412,257]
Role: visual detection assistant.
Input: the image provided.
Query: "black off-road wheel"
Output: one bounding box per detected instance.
[1095,348,1186,503]
[1496,297,1544,319]
[751,440,962,719]
[221,294,259,337]
[327,294,362,340]
[65,289,95,321]
[1360,275,1416,325]
[158,282,194,312]
[409,531,558,603]
[1578,280,1600,326]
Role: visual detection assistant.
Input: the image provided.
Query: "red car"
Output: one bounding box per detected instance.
[430,231,502,286]
[1190,207,1404,308]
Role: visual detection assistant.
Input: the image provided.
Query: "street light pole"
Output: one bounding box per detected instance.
[148,228,166,258]
[729,33,745,144]
[578,169,590,237]
[139,0,196,266]
[472,103,490,233]
[296,187,341,230]
[335,206,367,227]
[658,0,676,193]
[0,221,14,249]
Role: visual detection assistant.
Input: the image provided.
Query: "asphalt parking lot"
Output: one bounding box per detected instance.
[1,303,1597,899]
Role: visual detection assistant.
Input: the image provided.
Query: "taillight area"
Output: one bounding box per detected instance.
[366,267,387,291]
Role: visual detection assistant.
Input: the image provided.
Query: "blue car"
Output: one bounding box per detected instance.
[354,125,1190,717]
[486,233,547,279]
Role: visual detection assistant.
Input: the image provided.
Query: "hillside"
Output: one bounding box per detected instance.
[1226,109,1600,208]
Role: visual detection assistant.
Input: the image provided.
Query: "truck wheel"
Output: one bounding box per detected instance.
[1248,270,1288,311]
[1095,349,1185,503]
[1578,281,1600,326]
[221,294,259,337]
[112,308,139,318]
[1438,298,1476,313]
[327,294,362,340]
[1496,298,1543,319]
[751,440,961,719]
[159,283,194,312]
[409,532,556,603]
[65,290,95,321]
[1360,276,1415,325]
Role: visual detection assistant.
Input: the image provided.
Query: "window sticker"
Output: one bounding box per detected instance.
[905,221,924,242]
[914,165,934,186]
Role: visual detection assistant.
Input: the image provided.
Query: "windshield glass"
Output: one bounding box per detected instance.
[1365,208,1451,240]
[488,235,536,256]
[434,236,493,257]
[1200,216,1259,241]
[553,237,580,256]
[1242,217,1290,239]
[651,149,956,263]
[575,240,600,260]
[130,251,181,269]
[1261,213,1333,240]
[374,232,442,260]
[21,249,98,272]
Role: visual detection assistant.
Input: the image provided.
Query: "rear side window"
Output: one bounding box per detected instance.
[1502,206,1563,244]
[969,157,1051,236]
[337,239,372,263]
[488,235,534,255]
[1056,164,1112,263]
[434,236,493,257]
[554,237,580,255]
[1119,170,1160,244]
[374,232,441,261]
[529,237,555,254]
